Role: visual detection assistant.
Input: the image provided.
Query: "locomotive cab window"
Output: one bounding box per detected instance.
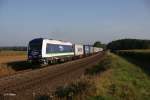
[28,38,43,51]
[29,43,42,51]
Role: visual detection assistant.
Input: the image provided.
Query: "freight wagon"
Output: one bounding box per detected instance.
[90,46,94,54]
[93,47,103,53]
[74,44,84,57]
[28,38,103,65]
[83,45,91,55]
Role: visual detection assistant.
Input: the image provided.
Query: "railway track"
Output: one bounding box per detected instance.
[0,52,104,100]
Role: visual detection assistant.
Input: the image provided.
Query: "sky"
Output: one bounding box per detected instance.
[0,0,150,46]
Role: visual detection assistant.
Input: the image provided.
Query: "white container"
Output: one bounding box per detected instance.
[93,47,103,53]
[98,48,103,52]
[90,46,94,54]
[74,44,84,56]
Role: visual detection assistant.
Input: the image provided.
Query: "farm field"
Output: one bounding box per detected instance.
[0,51,26,77]
[0,50,26,56]
[0,51,26,63]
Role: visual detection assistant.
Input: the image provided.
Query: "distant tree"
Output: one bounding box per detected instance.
[107,39,150,51]
[93,41,102,47]
[93,41,106,49]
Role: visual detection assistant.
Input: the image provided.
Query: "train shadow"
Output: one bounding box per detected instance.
[5,55,91,72]
[6,61,41,71]
[120,56,150,76]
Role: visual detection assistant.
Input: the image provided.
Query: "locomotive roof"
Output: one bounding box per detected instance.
[29,38,72,45]
[30,38,69,42]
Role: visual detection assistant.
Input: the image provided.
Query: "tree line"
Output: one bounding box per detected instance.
[107,39,150,51]
[93,41,106,49]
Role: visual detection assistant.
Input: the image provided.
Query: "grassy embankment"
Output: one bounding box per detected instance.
[89,51,150,100]
[116,50,150,75]
[52,51,150,100]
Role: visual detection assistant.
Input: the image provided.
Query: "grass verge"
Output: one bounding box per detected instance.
[116,50,150,76]
[89,52,150,100]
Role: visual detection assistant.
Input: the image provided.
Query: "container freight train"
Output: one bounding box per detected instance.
[27,38,103,64]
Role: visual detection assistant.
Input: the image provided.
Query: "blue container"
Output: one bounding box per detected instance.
[83,45,90,55]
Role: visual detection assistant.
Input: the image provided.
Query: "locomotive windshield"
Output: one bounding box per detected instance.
[28,38,43,51]
[29,43,42,50]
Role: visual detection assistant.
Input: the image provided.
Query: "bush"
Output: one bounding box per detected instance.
[85,56,112,75]
[35,95,50,100]
[55,78,92,98]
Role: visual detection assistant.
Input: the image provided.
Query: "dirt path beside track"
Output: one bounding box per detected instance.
[0,52,104,100]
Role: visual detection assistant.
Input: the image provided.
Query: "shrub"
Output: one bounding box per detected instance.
[35,95,50,100]
[85,56,112,75]
[55,78,93,98]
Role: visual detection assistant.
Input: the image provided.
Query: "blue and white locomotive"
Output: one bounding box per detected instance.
[28,38,103,64]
